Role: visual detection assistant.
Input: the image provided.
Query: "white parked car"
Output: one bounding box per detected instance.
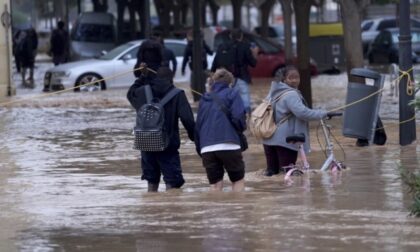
[44,39,214,91]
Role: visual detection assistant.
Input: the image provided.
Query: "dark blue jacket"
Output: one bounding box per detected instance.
[195,82,246,154]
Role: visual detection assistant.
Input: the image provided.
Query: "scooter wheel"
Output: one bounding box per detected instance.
[291,170,304,176]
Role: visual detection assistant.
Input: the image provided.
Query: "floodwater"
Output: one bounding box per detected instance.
[1,80,420,252]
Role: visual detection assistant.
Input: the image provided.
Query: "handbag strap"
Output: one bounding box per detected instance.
[210,92,240,132]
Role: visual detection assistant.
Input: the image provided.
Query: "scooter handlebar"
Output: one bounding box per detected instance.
[326,112,343,119]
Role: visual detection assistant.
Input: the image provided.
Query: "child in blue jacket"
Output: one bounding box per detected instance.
[195,68,247,192]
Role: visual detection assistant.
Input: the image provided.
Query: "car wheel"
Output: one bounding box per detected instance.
[273,66,286,78]
[74,73,106,92]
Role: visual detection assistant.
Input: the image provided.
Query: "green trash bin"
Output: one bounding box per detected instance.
[342,68,385,143]
[309,23,346,73]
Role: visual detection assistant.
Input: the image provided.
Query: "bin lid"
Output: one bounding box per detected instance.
[309,23,343,37]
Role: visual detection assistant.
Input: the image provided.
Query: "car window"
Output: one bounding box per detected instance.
[412,32,420,43]
[377,20,396,30]
[411,19,420,28]
[391,32,398,43]
[254,27,278,38]
[390,31,420,43]
[373,32,385,45]
[362,21,373,31]
[99,43,137,60]
[71,23,115,43]
[165,42,185,57]
[375,31,392,45]
[120,47,139,60]
[253,36,280,54]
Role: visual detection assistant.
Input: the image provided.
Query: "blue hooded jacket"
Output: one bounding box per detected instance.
[195,82,246,154]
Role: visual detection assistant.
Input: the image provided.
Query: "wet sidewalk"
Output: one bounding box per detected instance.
[1,74,420,251]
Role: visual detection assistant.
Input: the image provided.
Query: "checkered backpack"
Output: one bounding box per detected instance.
[133,85,181,152]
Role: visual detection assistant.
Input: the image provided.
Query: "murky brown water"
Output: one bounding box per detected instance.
[1,80,420,252]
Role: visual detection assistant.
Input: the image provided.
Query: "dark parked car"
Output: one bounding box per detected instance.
[214,30,317,78]
[362,17,420,56]
[367,28,420,64]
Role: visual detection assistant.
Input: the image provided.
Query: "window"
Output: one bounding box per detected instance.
[99,43,137,60]
[362,21,373,31]
[253,36,280,54]
[412,32,420,43]
[411,19,420,29]
[165,42,185,57]
[71,23,115,43]
[120,47,139,60]
[377,20,396,30]
[390,31,420,43]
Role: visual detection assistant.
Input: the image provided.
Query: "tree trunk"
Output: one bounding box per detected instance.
[116,0,127,43]
[173,1,182,30]
[208,0,220,26]
[293,0,313,107]
[135,0,148,38]
[92,0,108,12]
[154,0,172,37]
[129,1,137,40]
[180,0,190,26]
[201,1,207,26]
[338,0,368,83]
[259,0,276,37]
[279,0,293,64]
[231,0,244,28]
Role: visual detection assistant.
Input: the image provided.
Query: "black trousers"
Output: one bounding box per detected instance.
[263,145,298,173]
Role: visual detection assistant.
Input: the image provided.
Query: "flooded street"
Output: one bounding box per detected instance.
[1,78,420,251]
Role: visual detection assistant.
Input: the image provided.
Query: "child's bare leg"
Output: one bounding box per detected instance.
[232,179,244,192]
[210,180,223,191]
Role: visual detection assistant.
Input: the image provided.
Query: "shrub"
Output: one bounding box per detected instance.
[400,87,420,216]
[400,167,420,217]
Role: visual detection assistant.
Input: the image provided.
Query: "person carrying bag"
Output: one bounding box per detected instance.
[195,68,247,192]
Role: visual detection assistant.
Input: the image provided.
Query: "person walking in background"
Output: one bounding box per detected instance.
[127,67,195,192]
[195,68,247,192]
[211,29,258,114]
[262,66,328,177]
[156,36,177,76]
[50,21,69,66]
[12,29,25,73]
[18,28,38,88]
[181,30,213,101]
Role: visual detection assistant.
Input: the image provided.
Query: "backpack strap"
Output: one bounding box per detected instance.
[271,90,294,124]
[271,89,294,103]
[144,85,153,104]
[159,88,182,106]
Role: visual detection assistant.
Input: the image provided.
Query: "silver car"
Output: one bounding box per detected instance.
[44,39,213,91]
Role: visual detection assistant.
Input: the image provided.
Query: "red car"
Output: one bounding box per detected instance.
[213,30,318,77]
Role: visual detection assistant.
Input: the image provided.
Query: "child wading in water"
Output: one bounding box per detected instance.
[262,65,328,176]
[195,68,247,192]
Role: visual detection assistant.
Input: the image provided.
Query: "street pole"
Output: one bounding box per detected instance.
[192,0,204,102]
[398,0,417,146]
[77,0,81,14]
[1,2,13,98]
[144,0,151,38]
